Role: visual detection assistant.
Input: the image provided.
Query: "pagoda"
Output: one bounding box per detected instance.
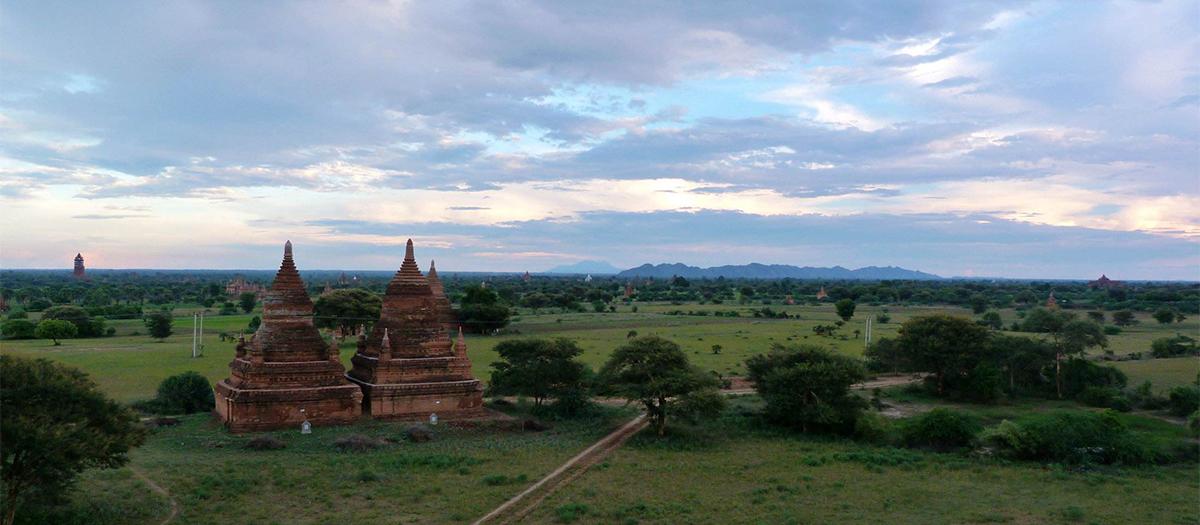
[426,260,455,330]
[214,241,362,432]
[347,240,483,420]
[73,253,86,279]
[1046,292,1059,309]
[816,287,828,300]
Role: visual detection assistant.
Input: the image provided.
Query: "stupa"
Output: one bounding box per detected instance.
[214,241,362,432]
[426,260,455,330]
[347,239,483,420]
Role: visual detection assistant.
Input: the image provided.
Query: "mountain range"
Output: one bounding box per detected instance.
[615,263,941,280]
[544,260,624,274]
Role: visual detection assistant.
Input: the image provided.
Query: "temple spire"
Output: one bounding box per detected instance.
[284,240,293,258]
[454,326,467,356]
[405,239,415,261]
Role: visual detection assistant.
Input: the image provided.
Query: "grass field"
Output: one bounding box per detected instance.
[2,303,1196,403]
[527,397,1200,525]
[18,403,634,525]
[3,304,1197,524]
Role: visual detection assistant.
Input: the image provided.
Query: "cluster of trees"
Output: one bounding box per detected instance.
[486,335,725,435]
[867,311,1115,402]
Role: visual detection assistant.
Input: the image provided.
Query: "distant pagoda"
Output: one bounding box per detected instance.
[816,287,828,300]
[73,253,86,279]
[347,239,483,420]
[214,241,362,432]
[1087,274,1123,289]
[1046,291,1059,309]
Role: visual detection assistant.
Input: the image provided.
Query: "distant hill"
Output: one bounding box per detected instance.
[544,260,623,275]
[616,263,941,280]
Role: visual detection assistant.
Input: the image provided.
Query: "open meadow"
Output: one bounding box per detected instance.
[3,303,1194,404]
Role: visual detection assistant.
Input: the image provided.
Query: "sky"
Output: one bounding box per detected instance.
[1,1,1197,279]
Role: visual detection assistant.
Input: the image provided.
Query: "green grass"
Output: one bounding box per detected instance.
[526,399,1200,525]
[40,403,633,525]
[3,304,1195,404]
[1113,357,1200,392]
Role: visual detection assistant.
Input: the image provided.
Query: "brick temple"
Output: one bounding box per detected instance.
[214,241,363,432]
[347,239,484,420]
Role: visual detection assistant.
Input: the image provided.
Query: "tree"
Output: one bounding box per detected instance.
[1022,308,1107,398]
[238,292,257,314]
[988,334,1055,393]
[1152,308,1177,325]
[150,372,215,414]
[1086,311,1106,324]
[40,306,100,337]
[33,320,76,345]
[1,356,145,525]
[313,289,382,335]
[599,336,724,436]
[711,344,722,355]
[488,338,590,410]
[459,285,511,334]
[746,345,866,433]
[969,294,988,314]
[1111,310,1137,326]
[834,299,856,322]
[978,311,1003,330]
[895,315,990,396]
[143,311,173,341]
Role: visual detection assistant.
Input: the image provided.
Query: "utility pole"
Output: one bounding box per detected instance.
[191,312,198,358]
[864,315,873,348]
[198,311,205,357]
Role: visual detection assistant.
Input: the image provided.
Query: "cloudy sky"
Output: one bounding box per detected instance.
[2,1,1197,279]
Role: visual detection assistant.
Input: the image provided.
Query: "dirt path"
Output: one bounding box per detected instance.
[472,414,648,525]
[130,466,179,525]
[721,373,924,396]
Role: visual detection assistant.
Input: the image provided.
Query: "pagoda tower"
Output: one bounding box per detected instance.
[214,241,362,432]
[426,260,456,330]
[347,239,483,420]
[73,253,86,279]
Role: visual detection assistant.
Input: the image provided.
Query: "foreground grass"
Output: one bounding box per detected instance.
[33,403,633,525]
[529,398,1199,525]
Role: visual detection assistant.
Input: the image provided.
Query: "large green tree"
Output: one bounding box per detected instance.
[895,315,990,396]
[1022,308,1107,398]
[0,357,145,525]
[834,299,856,322]
[33,320,76,346]
[600,336,724,436]
[143,311,174,341]
[313,289,382,335]
[746,345,866,433]
[238,292,257,314]
[488,338,590,410]
[458,285,511,334]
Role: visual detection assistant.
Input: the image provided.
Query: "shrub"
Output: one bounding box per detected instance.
[334,434,386,452]
[1059,359,1126,398]
[853,412,893,444]
[1077,386,1132,412]
[1129,381,1167,410]
[1167,386,1200,417]
[404,424,434,443]
[555,503,589,523]
[1151,335,1197,358]
[244,436,286,450]
[899,409,980,451]
[1,319,37,339]
[1188,411,1199,437]
[41,306,100,337]
[152,372,214,414]
[1102,325,1122,335]
[983,410,1152,465]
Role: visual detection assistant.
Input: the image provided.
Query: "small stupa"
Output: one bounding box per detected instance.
[214,241,362,432]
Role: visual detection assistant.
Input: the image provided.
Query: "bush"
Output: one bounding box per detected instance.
[1077,386,1132,412]
[982,410,1153,465]
[151,372,214,414]
[334,434,386,452]
[1,319,37,339]
[34,319,77,345]
[1102,325,1122,335]
[41,306,101,337]
[1167,386,1200,417]
[404,424,435,443]
[853,412,893,444]
[1188,411,1199,437]
[1150,335,1197,358]
[1129,381,1167,410]
[1060,359,1126,398]
[899,409,980,451]
[244,436,286,450]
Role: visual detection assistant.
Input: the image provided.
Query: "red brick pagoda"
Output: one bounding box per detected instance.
[347,239,483,420]
[214,241,362,432]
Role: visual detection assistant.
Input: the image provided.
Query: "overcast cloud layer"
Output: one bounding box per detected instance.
[2,1,1197,279]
